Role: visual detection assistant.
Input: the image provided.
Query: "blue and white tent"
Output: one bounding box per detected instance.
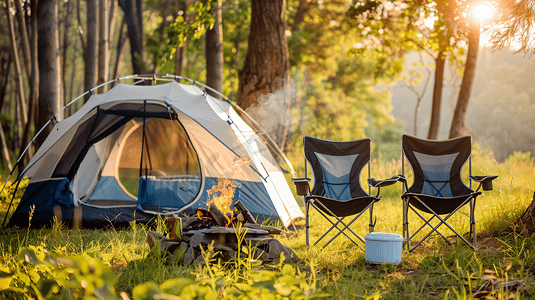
[6,75,304,228]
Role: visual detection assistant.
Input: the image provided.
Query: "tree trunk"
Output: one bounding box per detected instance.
[36,0,62,148]
[22,0,39,164]
[0,122,12,171]
[5,0,28,128]
[119,0,146,74]
[427,49,446,140]
[84,0,99,96]
[291,0,311,30]
[112,14,127,79]
[99,0,110,93]
[108,0,118,52]
[449,22,480,139]
[61,0,73,109]
[14,0,31,79]
[516,191,535,236]
[238,0,291,149]
[205,0,223,98]
[0,56,12,112]
[68,37,79,116]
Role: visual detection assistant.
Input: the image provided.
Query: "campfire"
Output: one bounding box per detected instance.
[146,200,299,265]
[147,156,299,264]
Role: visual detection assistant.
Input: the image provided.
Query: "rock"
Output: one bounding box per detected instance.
[244,235,274,245]
[183,247,194,265]
[267,239,300,261]
[253,247,269,262]
[189,232,205,248]
[243,223,283,235]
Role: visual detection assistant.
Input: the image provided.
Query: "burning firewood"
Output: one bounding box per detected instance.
[208,202,229,226]
[234,200,257,224]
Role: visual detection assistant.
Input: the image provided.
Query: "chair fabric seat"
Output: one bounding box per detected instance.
[402,192,482,215]
[298,136,380,249]
[305,195,378,217]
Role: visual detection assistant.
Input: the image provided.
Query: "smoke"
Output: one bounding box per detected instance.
[244,80,298,149]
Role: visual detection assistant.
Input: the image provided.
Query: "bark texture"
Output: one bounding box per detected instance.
[427,49,446,140]
[515,191,535,236]
[237,0,291,149]
[119,0,146,74]
[36,0,62,148]
[84,0,99,95]
[205,0,223,99]
[449,21,480,139]
[99,0,110,92]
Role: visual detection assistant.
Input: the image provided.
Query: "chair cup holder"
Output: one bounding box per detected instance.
[295,182,309,196]
[482,180,493,191]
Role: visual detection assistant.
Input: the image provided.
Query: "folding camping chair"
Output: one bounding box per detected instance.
[292,136,401,249]
[400,134,498,252]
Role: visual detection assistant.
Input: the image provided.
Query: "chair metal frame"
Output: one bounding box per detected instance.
[400,135,497,252]
[293,136,398,250]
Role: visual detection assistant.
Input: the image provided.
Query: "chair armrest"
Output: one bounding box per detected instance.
[469,175,498,191]
[291,178,311,196]
[368,175,406,188]
[367,175,406,198]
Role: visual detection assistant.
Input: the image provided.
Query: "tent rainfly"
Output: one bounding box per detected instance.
[4,75,304,229]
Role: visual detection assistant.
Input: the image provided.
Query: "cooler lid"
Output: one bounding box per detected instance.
[365,232,404,242]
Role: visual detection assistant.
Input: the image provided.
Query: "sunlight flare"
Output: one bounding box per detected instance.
[472,2,495,23]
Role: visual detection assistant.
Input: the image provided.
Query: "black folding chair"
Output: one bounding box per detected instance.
[400,134,498,252]
[292,136,400,249]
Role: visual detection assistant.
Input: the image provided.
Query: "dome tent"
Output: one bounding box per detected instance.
[4,75,304,228]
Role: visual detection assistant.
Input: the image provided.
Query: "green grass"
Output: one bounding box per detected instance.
[1,149,535,299]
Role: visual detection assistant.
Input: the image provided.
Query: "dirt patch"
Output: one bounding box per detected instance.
[476,236,502,254]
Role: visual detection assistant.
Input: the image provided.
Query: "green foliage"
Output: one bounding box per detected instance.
[0,231,326,299]
[0,245,119,299]
[167,1,215,48]
[131,250,328,299]
[155,1,215,72]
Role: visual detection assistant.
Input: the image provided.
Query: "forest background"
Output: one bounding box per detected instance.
[0,0,534,176]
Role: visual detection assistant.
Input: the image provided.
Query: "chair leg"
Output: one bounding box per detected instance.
[408,195,477,251]
[471,198,477,249]
[369,204,374,233]
[403,199,409,251]
[305,199,310,248]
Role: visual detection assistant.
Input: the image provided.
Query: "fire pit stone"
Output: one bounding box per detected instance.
[148,203,299,264]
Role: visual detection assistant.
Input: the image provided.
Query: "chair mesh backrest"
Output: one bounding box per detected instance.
[403,135,473,197]
[304,136,370,200]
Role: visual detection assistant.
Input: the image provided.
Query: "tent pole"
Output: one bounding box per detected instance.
[140,100,146,178]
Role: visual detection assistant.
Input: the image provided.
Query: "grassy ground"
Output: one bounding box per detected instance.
[1,149,535,299]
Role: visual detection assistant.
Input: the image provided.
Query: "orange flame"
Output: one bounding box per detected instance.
[206,156,250,225]
[196,210,210,221]
[206,178,239,213]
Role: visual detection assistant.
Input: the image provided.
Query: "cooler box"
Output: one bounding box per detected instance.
[365,232,404,264]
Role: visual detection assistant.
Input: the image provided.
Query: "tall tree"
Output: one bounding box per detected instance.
[99,0,110,92]
[205,0,223,98]
[348,0,463,140]
[13,0,31,79]
[36,0,62,148]
[119,0,146,74]
[428,0,457,139]
[61,0,73,107]
[22,0,39,166]
[449,15,479,138]
[5,0,27,132]
[82,0,99,96]
[238,0,291,149]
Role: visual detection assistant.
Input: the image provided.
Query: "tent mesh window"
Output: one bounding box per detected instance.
[117,117,200,199]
